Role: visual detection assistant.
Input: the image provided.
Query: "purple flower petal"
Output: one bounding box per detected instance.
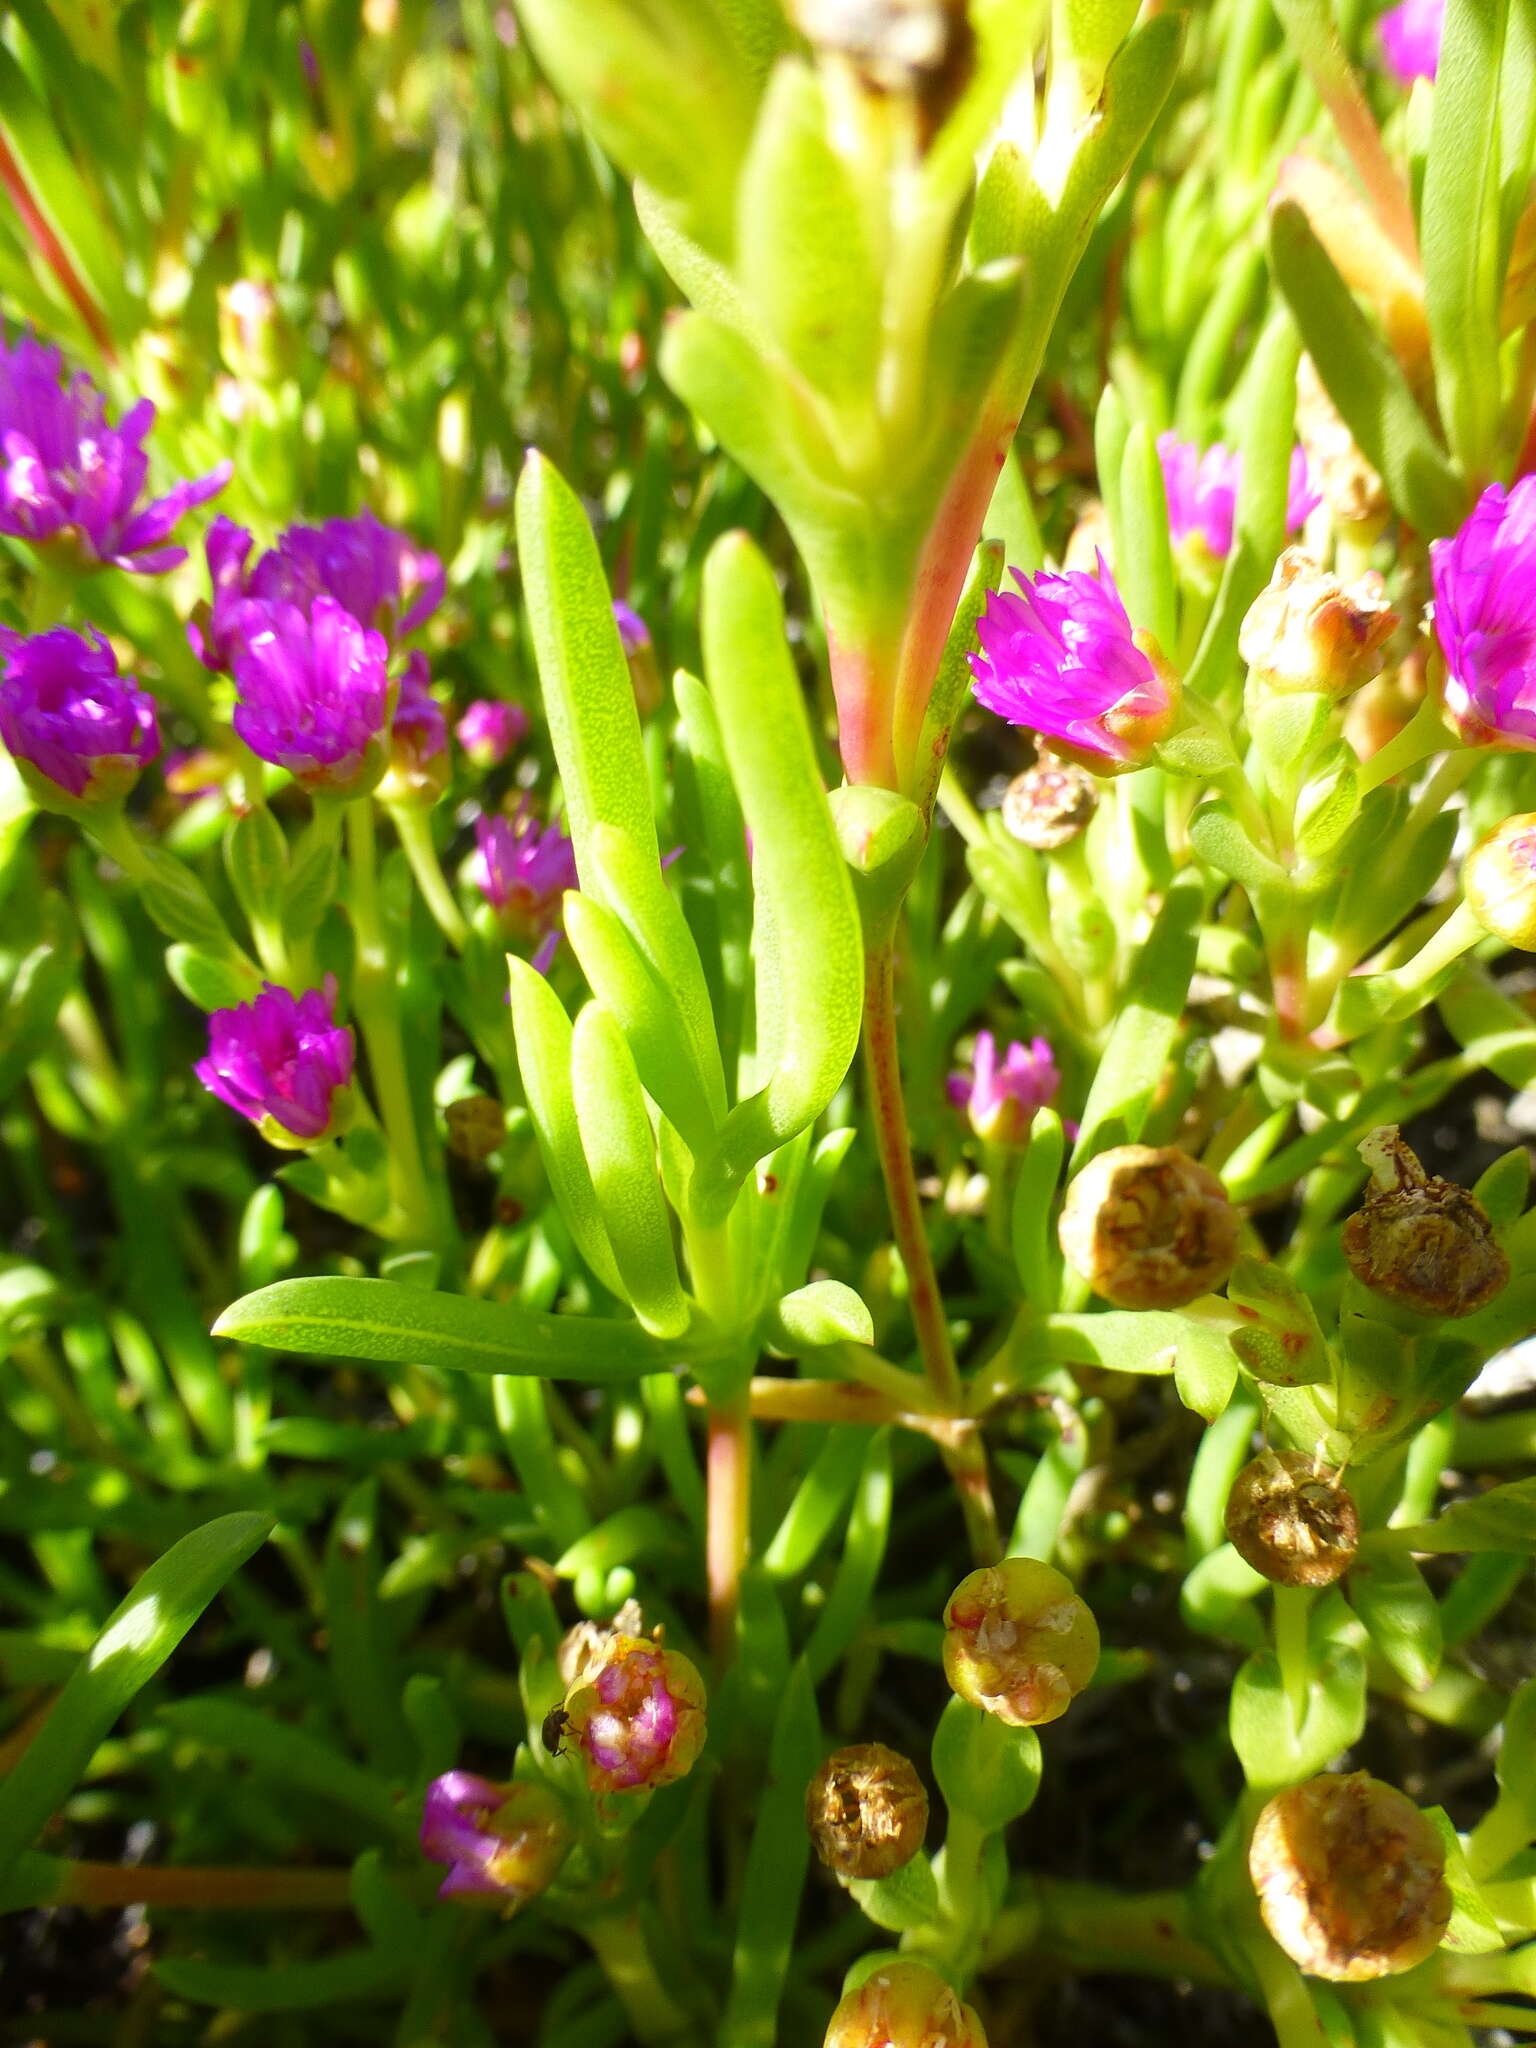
[0,625,159,799]
[196,976,354,1140]
[1431,478,1536,748]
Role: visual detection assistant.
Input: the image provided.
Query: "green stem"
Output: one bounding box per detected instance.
[54,1861,355,1911]
[345,798,449,1256]
[584,1911,699,2047]
[983,1876,1227,1985]
[390,804,469,948]
[1354,698,1451,795]
[863,939,1000,1565]
[1273,1584,1313,1732]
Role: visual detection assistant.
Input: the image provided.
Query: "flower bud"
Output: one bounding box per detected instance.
[1000,754,1099,850]
[824,1959,988,2048]
[942,1558,1099,1728]
[1249,1772,1451,1981]
[195,978,355,1147]
[420,1771,570,1906]
[1464,812,1536,951]
[791,2,975,147]
[946,1030,1059,1147]
[456,698,529,770]
[1239,547,1397,697]
[1058,1144,1238,1310]
[1296,354,1388,530]
[0,626,159,809]
[1341,1125,1508,1318]
[1225,1450,1359,1587]
[806,1743,929,1880]
[218,278,297,388]
[564,1634,707,1795]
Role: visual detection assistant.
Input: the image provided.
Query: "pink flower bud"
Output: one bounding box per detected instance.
[420,1771,570,1907]
[824,1959,988,2048]
[565,1635,707,1795]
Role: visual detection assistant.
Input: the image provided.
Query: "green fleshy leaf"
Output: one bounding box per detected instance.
[1071,865,1203,1164]
[1348,1546,1443,1689]
[771,1280,875,1352]
[212,1276,677,1381]
[849,1851,942,1934]
[694,533,864,1209]
[1044,1309,1229,1380]
[506,955,625,1299]
[1117,421,1177,654]
[0,1512,271,1872]
[1424,1807,1507,1953]
[1383,1477,1536,1555]
[569,1002,693,1340]
[932,1694,1042,1830]
[1269,201,1466,539]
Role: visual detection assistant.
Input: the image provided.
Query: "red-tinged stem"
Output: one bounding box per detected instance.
[56,1863,355,1910]
[828,625,900,789]
[1271,930,1308,1041]
[892,419,1014,797]
[706,1389,751,1670]
[0,129,116,364]
[1515,398,1536,482]
[1278,4,1418,270]
[864,942,1001,1563]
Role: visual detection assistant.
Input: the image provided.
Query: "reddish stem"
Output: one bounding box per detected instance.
[828,625,900,789]
[705,1390,751,1669]
[0,129,116,364]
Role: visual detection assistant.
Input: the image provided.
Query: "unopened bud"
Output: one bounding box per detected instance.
[824,1959,988,2048]
[420,1771,570,1907]
[943,1558,1099,1728]
[806,1744,929,1880]
[1465,812,1536,951]
[565,1635,707,1795]
[1249,1772,1451,1981]
[1341,1125,1508,1319]
[1062,498,1114,575]
[1296,354,1389,531]
[1225,1450,1359,1587]
[1001,754,1099,850]
[792,2,975,145]
[1239,547,1397,697]
[445,1095,506,1163]
[1058,1144,1239,1310]
[217,278,296,387]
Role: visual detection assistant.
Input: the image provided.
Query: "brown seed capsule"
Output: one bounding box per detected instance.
[824,1958,988,2048]
[1341,1126,1509,1319]
[942,1558,1099,1728]
[791,0,975,145]
[445,1094,506,1163]
[1225,1450,1359,1587]
[1239,546,1397,698]
[1464,811,1536,953]
[806,1743,929,1881]
[1001,754,1100,851]
[1058,1144,1239,1310]
[1249,1772,1452,1982]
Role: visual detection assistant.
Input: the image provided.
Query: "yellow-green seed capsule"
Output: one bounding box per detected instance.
[806,1743,929,1881]
[824,1958,988,2048]
[1249,1772,1451,1981]
[942,1558,1099,1728]
[1464,812,1536,951]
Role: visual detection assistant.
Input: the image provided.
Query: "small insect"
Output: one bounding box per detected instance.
[541,1706,572,1758]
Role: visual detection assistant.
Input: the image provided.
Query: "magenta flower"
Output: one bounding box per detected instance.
[1158,434,1320,558]
[469,804,578,970]
[0,335,228,573]
[1380,0,1442,80]
[456,698,528,769]
[969,558,1178,771]
[420,1772,569,1905]
[947,1031,1059,1147]
[1430,477,1536,748]
[195,977,354,1143]
[189,509,443,672]
[612,599,651,655]
[0,626,158,801]
[230,595,391,792]
[566,1637,707,1795]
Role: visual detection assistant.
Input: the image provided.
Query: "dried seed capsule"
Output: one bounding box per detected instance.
[420,1772,571,1906]
[1464,812,1536,952]
[806,1743,929,1880]
[1001,754,1099,850]
[942,1558,1099,1728]
[824,1958,988,2048]
[445,1094,507,1163]
[1239,547,1397,697]
[1058,1144,1238,1310]
[791,1,975,144]
[1341,1126,1508,1319]
[564,1634,707,1796]
[1225,1450,1359,1587]
[1249,1772,1451,1981]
